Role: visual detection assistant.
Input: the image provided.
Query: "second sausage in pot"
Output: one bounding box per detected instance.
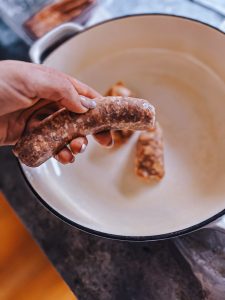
[135,122,165,182]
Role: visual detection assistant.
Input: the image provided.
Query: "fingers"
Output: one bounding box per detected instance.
[79,96,96,109]
[19,62,99,113]
[33,68,88,113]
[31,64,100,112]
[70,136,88,155]
[58,85,95,113]
[54,136,88,164]
[69,77,102,99]
[0,61,101,115]
[93,130,113,147]
[54,146,74,164]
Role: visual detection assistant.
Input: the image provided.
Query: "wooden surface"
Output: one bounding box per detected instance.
[0,192,76,300]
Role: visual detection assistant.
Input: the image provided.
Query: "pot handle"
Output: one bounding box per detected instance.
[29,22,83,64]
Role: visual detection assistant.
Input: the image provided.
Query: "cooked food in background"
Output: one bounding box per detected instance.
[111,129,134,146]
[24,0,95,39]
[105,81,135,147]
[135,122,165,182]
[105,81,165,183]
[105,81,135,98]
[14,96,155,167]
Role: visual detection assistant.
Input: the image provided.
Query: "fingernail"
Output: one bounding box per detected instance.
[106,139,114,148]
[70,156,75,163]
[80,95,96,109]
[79,143,87,153]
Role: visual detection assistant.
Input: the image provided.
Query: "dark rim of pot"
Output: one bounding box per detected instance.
[21,14,225,241]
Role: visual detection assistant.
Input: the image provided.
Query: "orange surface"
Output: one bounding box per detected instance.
[0,192,76,300]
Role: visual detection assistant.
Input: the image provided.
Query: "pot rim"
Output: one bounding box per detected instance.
[22,13,225,241]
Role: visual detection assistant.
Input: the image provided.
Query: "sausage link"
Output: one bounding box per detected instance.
[135,122,164,181]
[14,96,155,167]
[105,81,135,147]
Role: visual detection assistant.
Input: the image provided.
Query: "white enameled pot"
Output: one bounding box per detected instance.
[21,14,225,240]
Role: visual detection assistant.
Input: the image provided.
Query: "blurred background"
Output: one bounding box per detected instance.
[1,0,225,46]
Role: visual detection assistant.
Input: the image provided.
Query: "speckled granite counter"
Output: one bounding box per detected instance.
[0,1,225,299]
[0,149,204,300]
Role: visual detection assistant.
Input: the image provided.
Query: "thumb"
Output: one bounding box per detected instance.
[28,64,97,113]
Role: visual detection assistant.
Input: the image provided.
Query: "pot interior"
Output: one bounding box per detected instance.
[22,15,225,238]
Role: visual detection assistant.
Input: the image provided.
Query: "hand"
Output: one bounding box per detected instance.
[0,60,112,164]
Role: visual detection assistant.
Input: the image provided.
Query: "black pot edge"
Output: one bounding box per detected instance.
[22,13,225,241]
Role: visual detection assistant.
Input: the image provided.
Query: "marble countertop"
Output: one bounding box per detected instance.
[1,1,225,299]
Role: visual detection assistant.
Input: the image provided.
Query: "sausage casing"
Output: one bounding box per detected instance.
[14,96,155,167]
[105,81,135,146]
[135,122,164,181]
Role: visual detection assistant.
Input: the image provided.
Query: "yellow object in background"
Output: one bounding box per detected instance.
[0,193,76,300]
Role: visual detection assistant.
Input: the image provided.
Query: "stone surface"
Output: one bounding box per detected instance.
[0,147,204,300]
